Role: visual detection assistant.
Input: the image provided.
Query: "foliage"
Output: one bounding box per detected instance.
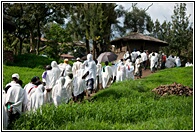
[4,54,54,69]
[4,65,193,130]
[124,3,154,34]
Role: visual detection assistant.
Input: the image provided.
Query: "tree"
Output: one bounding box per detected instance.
[124,3,154,34]
[43,23,72,61]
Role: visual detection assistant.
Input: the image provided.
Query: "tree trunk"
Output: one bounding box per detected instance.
[29,30,35,53]
[19,37,23,55]
[36,21,41,55]
[85,38,90,54]
[92,40,97,60]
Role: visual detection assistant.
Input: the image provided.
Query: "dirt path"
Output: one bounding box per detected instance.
[141,68,153,78]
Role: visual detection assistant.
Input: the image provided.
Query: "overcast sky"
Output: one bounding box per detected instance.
[116,2,194,24]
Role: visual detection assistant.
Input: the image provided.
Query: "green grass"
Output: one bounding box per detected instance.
[3,65,193,130]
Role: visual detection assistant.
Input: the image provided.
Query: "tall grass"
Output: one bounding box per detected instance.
[3,65,193,130]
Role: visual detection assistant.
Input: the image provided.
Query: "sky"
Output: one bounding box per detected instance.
[116,2,194,24]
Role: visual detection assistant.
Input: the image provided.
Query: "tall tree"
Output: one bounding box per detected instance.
[124,3,154,34]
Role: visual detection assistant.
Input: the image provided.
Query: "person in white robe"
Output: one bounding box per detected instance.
[141,51,148,70]
[134,55,143,79]
[116,59,126,82]
[73,64,86,102]
[72,58,83,77]
[125,59,134,80]
[175,57,181,67]
[23,76,40,112]
[150,53,157,73]
[185,62,193,67]
[52,77,68,106]
[29,84,45,112]
[5,73,20,88]
[131,49,138,63]
[165,55,176,68]
[58,59,71,76]
[82,54,97,97]
[64,67,74,102]
[5,80,24,127]
[123,51,130,61]
[102,61,113,89]
[95,60,103,91]
[51,61,61,81]
[44,67,55,103]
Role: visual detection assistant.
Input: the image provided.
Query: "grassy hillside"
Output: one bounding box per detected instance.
[4,65,193,130]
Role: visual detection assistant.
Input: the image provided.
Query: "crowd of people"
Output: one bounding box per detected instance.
[3,50,193,130]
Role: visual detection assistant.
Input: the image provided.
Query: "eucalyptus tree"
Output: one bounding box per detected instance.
[3,3,29,55]
[170,3,193,59]
[124,3,154,34]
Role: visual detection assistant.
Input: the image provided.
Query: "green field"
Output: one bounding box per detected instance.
[3,64,193,130]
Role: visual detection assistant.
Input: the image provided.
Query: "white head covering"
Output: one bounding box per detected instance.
[87,54,93,61]
[12,73,19,79]
[51,61,58,68]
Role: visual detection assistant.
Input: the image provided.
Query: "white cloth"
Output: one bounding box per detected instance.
[102,65,113,88]
[125,60,134,80]
[141,52,148,62]
[5,83,24,114]
[111,64,117,81]
[29,84,45,112]
[83,54,97,81]
[165,57,175,68]
[72,61,82,77]
[123,51,130,60]
[5,81,17,88]
[64,76,74,101]
[150,56,157,70]
[23,82,36,112]
[96,63,102,84]
[51,61,61,81]
[52,77,69,106]
[131,51,138,62]
[116,62,126,82]
[175,57,181,67]
[73,67,86,96]
[135,57,142,75]
[185,62,193,67]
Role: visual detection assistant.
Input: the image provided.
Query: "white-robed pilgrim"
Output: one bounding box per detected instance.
[29,84,45,112]
[175,57,181,67]
[83,54,97,86]
[102,64,113,89]
[125,59,134,80]
[150,54,158,71]
[52,77,69,106]
[51,61,61,81]
[73,64,86,97]
[5,83,24,115]
[72,58,82,77]
[44,68,55,103]
[23,82,36,111]
[116,61,126,82]
[64,66,74,101]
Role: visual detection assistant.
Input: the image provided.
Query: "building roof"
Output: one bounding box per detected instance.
[111,32,169,46]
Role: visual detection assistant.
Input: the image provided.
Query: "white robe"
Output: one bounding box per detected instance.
[83,54,97,82]
[175,57,181,67]
[135,58,142,75]
[73,68,86,96]
[52,77,69,106]
[102,65,113,89]
[29,85,45,112]
[116,62,126,82]
[51,61,61,82]
[150,56,157,70]
[72,61,82,77]
[125,60,134,80]
[64,76,74,101]
[23,82,36,112]
[5,83,24,114]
